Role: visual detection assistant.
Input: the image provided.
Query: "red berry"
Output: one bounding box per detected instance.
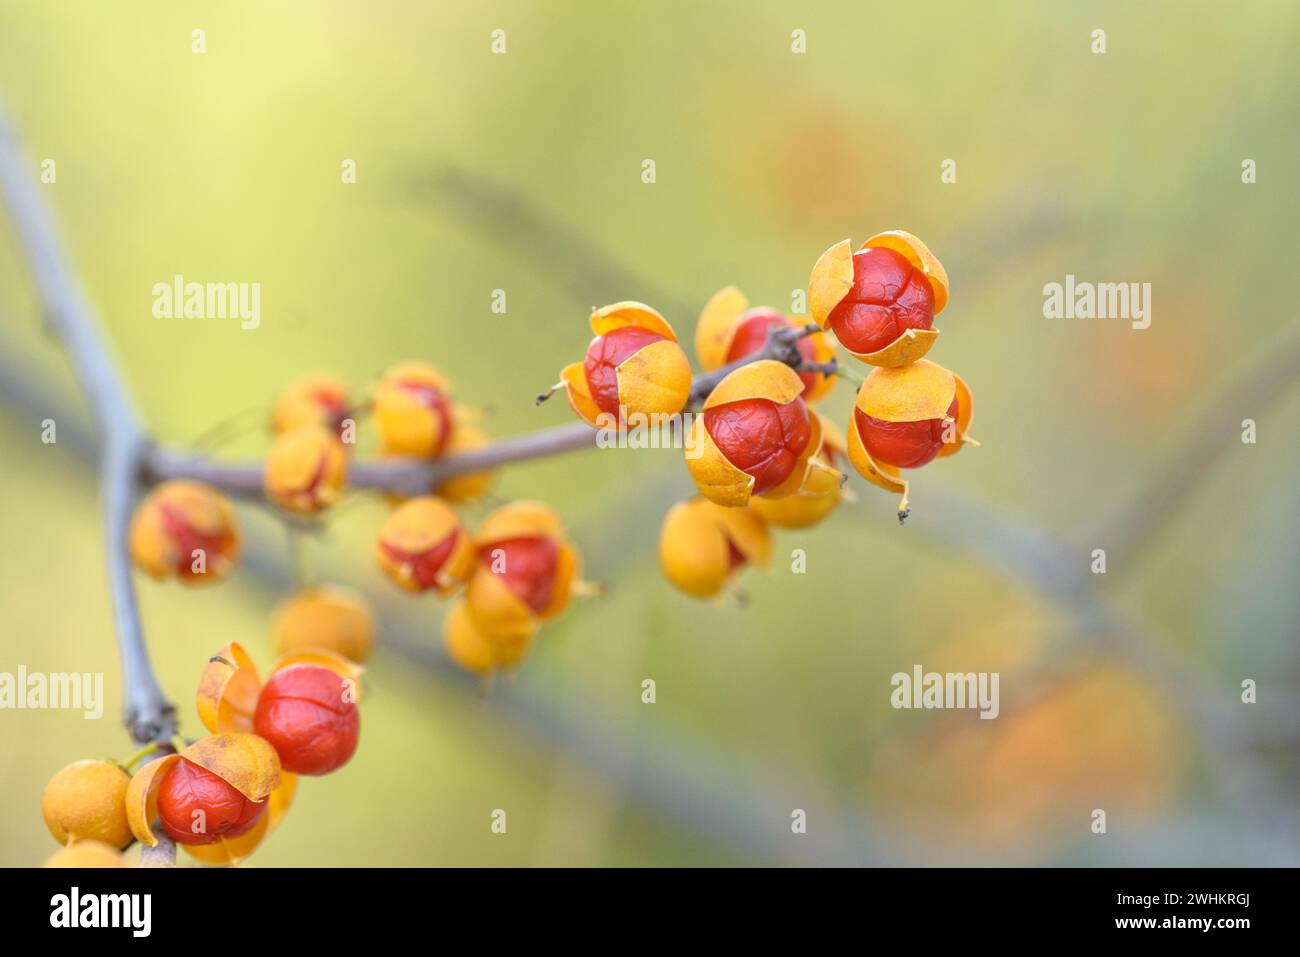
[394,376,454,454]
[704,397,812,494]
[583,326,667,415]
[725,538,748,572]
[377,530,459,591]
[156,758,266,845]
[725,311,820,397]
[855,397,959,469]
[254,665,360,776]
[480,536,559,613]
[827,247,934,355]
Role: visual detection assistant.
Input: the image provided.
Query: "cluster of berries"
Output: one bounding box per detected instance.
[548,231,975,600]
[128,361,588,679]
[42,642,358,866]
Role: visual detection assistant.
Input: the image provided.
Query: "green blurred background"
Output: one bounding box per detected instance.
[2,0,1298,866]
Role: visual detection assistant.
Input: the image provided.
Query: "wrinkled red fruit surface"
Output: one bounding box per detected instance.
[704,397,811,494]
[479,536,559,613]
[725,311,820,396]
[827,247,934,355]
[254,665,360,776]
[855,397,959,469]
[156,758,266,845]
[583,326,667,415]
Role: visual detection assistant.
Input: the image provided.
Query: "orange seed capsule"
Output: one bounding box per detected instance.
[373,361,455,457]
[129,480,240,583]
[658,499,772,599]
[272,585,377,663]
[41,759,133,849]
[375,496,475,594]
[264,425,348,514]
[271,373,352,437]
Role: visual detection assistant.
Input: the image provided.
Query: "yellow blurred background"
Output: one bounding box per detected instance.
[2,0,1298,866]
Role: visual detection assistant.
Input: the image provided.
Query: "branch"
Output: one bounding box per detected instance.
[146,323,835,499]
[0,108,175,749]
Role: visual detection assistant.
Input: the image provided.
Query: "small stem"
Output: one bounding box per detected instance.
[120,742,161,772]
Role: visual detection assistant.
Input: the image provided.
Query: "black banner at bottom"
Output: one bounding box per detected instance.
[0,866,1279,942]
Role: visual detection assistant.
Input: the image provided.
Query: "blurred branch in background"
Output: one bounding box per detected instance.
[0,108,174,753]
[412,163,1300,849]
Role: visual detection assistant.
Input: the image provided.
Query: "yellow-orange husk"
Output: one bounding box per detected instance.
[613,337,692,420]
[855,358,958,423]
[443,599,538,675]
[44,840,128,868]
[196,641,262,734]
[373,361,455,457]
[124,754,180,847]
[375,496,475,594]
[271,373,350,435]
[263,426,348,513]
[695,286,750,370]
[846,409,911,516]
[272,585,377,663]
[659,499,772,598]
[41,759,133,849]
[559,301,690,427]
[128,480,239,583]
[936,372,976,458]
[181,733,282,803]
[749,414,847,527]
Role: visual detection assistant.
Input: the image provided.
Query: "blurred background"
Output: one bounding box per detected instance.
[1,0,1298,866]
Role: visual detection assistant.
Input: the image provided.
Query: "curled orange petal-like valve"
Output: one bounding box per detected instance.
[197,641,262,734]
[694,286,750,371]
[181,733,282,804]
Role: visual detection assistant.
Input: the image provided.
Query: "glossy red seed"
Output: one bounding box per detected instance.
[704,397,811,494]
[156,758,266,845]
[725,538,747,572]
[724,311,820,396]
[254,665,360,776]
[827,247,934,355]
[479,535,558,614]
[583,326,667,416]
[855,397,959,469]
